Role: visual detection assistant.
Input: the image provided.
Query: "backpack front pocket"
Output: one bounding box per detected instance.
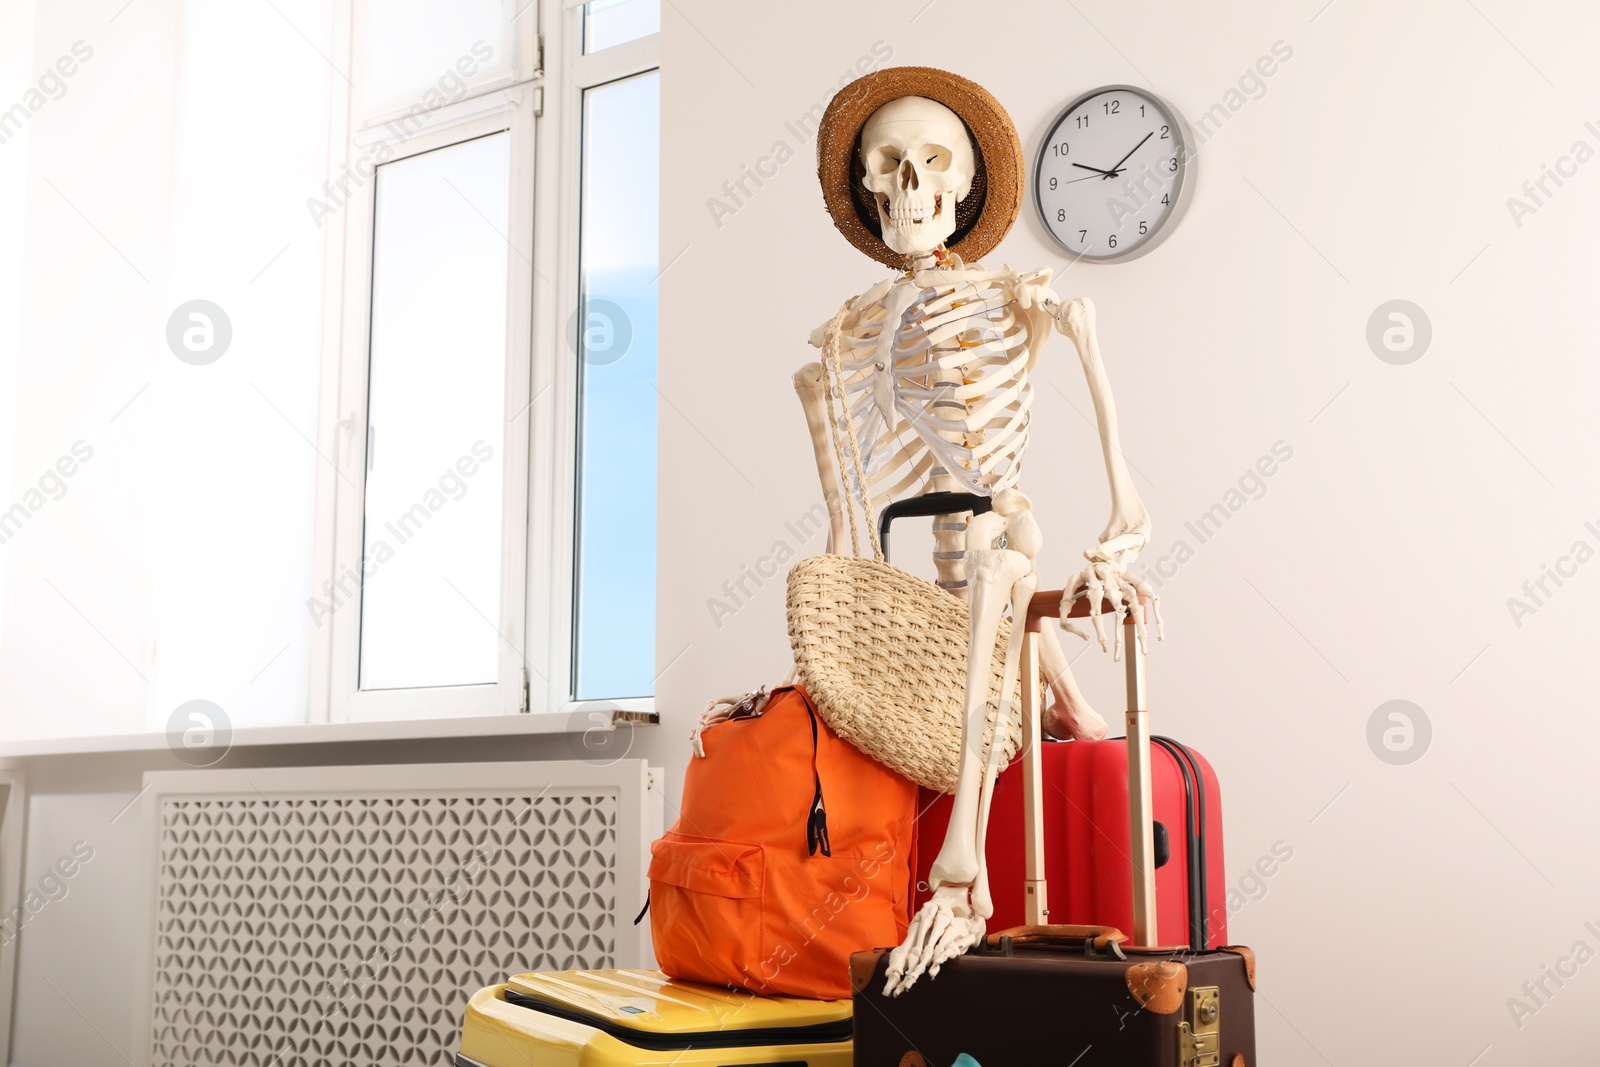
[648,833,771,990]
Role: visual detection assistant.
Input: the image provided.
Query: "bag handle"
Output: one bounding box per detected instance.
[820,298,883,563]
[986,924,1128,953]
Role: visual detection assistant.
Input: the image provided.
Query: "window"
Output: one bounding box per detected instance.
[583,0,661,53]
[315,1,659,722]
[359,132,510,692]
[574,71,659,701]
[360,0,517,118]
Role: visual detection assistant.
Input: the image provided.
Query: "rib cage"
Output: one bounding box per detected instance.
[835,276,1034,505]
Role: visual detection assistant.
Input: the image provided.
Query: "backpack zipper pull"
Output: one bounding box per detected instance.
[808,794,831,858]
[805,702,832,857]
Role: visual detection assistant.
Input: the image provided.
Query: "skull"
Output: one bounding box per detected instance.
[859,96,976,256]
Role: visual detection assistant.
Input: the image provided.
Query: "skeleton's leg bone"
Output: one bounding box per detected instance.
[925,538,1028,889]
[793,362,847,555]
[1038,625,1108,741]
[989,492,1106,763]
[971,568,1037,923]
[885,510,1032,996]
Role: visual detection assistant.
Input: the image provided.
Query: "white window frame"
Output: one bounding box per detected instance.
[539,10,660,722]
[308,1,659,726]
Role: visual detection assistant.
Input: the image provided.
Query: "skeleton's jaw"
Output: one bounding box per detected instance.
[877,192,956,256]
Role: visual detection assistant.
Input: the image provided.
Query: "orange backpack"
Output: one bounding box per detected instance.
[648,685,918,1000]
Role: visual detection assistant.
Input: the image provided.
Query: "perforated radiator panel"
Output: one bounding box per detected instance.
[150,788,620,1067]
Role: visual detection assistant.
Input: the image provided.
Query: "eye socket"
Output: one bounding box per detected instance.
[919,145,954,172]
[865,147,902,175]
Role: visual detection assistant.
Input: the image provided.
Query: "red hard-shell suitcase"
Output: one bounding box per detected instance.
[879,495,1226,950]
[853,586,1257,1065]
[914,734,1229,949]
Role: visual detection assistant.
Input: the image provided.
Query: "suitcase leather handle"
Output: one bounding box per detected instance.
[986,924,1128,952]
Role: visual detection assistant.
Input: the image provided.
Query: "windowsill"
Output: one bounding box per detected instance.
[0,706,659,759]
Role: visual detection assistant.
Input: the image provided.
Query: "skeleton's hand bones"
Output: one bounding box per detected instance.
[1062,552,1163,660]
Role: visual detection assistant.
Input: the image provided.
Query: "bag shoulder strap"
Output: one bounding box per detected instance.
[820,297,883,563]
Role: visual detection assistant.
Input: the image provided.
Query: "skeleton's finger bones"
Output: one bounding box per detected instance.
[1119,577,1149,655]
[1083,567,1109,651]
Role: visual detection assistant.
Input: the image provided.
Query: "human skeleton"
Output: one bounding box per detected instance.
[793,96,1162,994]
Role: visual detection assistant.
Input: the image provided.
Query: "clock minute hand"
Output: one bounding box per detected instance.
[1104,132,1154,178]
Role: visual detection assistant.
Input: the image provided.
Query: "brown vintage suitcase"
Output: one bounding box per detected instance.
[851,591,1258,1066]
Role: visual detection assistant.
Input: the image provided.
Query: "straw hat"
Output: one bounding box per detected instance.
[816,66,1023,268]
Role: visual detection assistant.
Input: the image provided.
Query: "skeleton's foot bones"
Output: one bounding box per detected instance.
[1038,624,1109,741]
[884,885,987,997]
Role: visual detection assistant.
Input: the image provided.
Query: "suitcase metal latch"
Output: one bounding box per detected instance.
[1179,985,1220,1067]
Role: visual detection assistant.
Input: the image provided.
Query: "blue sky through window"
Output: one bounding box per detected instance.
[575,70,659,700]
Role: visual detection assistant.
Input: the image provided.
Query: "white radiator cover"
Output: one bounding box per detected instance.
[133,759,661,1067]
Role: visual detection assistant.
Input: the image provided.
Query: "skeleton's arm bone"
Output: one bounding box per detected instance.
[1052,296,1152,558]
[794,362,848,555]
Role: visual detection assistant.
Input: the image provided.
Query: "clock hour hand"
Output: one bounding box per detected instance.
[1071,162,1122,178]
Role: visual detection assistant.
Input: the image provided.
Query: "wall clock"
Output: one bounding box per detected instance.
[1033,85,1194,262]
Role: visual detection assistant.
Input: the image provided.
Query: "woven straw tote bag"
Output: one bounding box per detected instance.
[786,298,1023,794]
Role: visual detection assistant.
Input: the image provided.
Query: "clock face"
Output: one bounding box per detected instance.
[1033,85,1193,262]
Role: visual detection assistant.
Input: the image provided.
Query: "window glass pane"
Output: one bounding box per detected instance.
[360,133,509,691]
[584,0,659,53]
[575,71,659,700]
[362,0,514,120]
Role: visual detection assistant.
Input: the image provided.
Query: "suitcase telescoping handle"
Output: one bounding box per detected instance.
[1023,591,1158,947]
[876,491,993,564]
[874,495,1159,946]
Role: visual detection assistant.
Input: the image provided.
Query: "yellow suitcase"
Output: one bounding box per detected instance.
[456,969,854,1067]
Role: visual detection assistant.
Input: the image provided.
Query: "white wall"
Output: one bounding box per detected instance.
[0,0,37,655]
[656,1,1600,1062]
[0,0,332,742]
